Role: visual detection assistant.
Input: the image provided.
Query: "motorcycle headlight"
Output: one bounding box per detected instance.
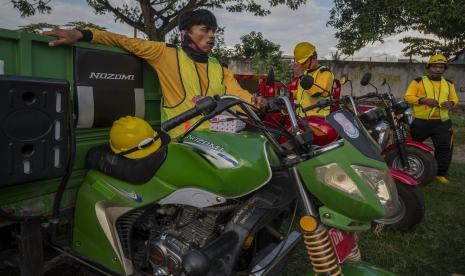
[404,107,414,125]
[374,121,390,149]
[351,165,400,218]
[316,163,364,199]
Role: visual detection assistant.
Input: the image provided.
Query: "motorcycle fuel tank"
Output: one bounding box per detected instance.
[155,131,274,198]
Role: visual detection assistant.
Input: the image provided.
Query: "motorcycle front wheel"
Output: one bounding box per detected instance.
[375,180,425,231]
[384,145,437,185]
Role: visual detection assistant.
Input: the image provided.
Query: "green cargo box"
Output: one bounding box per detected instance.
[0,28,162,224]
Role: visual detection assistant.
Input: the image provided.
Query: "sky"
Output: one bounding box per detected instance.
[0,0,423,61]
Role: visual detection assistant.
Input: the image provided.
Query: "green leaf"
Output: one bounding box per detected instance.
[328,0,465,56]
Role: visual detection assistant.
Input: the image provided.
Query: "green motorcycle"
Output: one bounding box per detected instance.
[2,93,399,275]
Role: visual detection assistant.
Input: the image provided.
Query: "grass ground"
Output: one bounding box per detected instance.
[451,113,465,145]
[286,163,465,276]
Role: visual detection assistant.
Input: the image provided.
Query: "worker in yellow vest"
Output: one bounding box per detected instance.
[404,54,459,185]
[292,42,334,117]
[43,9,266,138]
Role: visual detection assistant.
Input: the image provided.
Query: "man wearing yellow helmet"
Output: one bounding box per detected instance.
[43,9,266,138]
[293,42,334,117]
[404,53,458,185]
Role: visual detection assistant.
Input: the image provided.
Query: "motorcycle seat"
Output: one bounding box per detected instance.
[85,130,170,184]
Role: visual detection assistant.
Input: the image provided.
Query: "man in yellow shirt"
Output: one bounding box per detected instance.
[292,42,334,117]
[404,54,458,185]
[43,9,265,138]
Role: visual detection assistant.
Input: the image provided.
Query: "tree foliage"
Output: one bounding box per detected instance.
[400,37,465,58]
[209,27,237,62]
[234,31,281,59]
[18,22,58,33]
[18,21,106,34]
[328,0,465,57]
[11,0,51,17]
[330,50,347,61]
[252,55,292,84]
[11,0,307,41]
[62,21,107,31]
[234,32,291,83]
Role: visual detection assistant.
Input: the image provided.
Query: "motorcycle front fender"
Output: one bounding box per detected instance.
[382,140,434,155]
[390,168,420,186]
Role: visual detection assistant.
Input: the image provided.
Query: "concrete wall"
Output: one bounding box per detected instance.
[228,59,254,75]
[321,61,465,102]
[229,59,465,102]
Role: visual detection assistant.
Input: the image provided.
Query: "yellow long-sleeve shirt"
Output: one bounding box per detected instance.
[89,29,253,108]
[404,76,458,119]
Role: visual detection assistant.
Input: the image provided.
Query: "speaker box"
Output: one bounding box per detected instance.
[0,75,70,187]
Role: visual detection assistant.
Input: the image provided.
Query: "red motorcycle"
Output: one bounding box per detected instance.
[336,73,437,185]
[245,72,424,230]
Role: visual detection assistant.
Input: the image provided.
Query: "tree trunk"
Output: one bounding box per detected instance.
[140,0,160,41]
[145,29,165,41]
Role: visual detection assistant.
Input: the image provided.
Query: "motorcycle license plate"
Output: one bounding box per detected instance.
[328,228,358,263]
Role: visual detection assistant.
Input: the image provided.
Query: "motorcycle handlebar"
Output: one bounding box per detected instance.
[301,95,361,113]
[161,97,217,131]
[302,99,332,113]
[356,92,378,100]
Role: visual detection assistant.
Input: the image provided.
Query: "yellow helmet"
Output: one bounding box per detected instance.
[428,54,448,66]
[294,42,316,64]
[110,116,162,159]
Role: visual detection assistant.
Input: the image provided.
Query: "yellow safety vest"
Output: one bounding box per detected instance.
[161,48,226,137]
[296,66,333,117]
[413,76,450,121]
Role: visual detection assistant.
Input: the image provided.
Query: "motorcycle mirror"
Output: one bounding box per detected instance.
[360,72,372,86]
[339,75,348,85]
[300,75,314,90]
[382,78,392,95]
[381,78,387,86]
[266,67,275,86]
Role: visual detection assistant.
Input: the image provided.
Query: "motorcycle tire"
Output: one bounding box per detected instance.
[375,180,425,231]
[384,145,437,185]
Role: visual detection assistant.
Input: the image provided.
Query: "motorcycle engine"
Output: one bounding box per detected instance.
[146,206,222,275]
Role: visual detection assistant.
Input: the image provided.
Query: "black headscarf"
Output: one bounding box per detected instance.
[181,33,209,63]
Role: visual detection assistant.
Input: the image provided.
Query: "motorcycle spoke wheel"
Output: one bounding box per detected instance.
[392,155,424,179]
[385,146,437,185]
